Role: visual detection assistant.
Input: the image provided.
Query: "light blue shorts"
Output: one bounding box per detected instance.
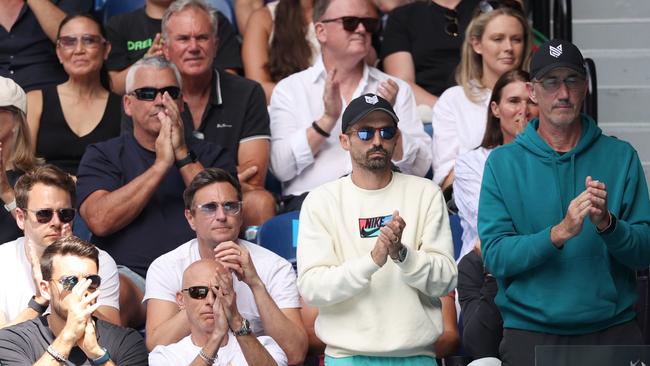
[325,355,438,366]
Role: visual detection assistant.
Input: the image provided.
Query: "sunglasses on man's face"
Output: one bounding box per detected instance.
[129,86,181,101]
[195,201,243,217]
[56,274,102,292]
[348,126,398,141]
[182,285,218,299]
[24,208,76,224]
[320,16,380,33]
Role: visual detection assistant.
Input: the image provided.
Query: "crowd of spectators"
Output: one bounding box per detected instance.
[0,0,648,365]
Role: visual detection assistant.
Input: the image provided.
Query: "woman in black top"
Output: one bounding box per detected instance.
[0,77,42,243]
[26,14,120,176]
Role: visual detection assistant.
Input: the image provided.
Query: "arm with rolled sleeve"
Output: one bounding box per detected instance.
[600,154,650,270]
[391,81,432,177]
[394,186,457,297]
[296,193,381,307]
[431,91,460,185]
[479,160,560,278]
[269,81,317,182]
[454,151,485,253]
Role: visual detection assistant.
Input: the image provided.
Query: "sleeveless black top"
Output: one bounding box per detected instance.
[35,85,121,175]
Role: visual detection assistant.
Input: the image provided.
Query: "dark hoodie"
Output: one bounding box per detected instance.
[478,114,650,334]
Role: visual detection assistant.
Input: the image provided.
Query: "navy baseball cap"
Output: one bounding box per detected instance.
[530,39,586,80]
[342,93,399,133]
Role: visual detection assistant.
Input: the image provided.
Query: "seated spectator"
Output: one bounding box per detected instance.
[0,0,91,91]
[145,168,306,362]
[162,0,276,227]
[431,0,530,190]
[0,165,120,327]
[453,69,538,261]
[270,0,431,211]
[105,0,242,95]
[0,76,41,243]
[26,14,120,176]
[149,259,288,365]
[242,0,319,103]
[455,70,537,360]
[0,236,148,365]
[381,0,480,116]
[76,56,236,327]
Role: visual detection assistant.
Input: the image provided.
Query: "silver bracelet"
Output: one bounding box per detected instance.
[3,198,16,212]
[198,348,217,365]
[46,345,68,363]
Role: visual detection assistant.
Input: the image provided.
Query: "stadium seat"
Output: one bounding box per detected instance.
[449,213,463,261]
[256,210,300,268]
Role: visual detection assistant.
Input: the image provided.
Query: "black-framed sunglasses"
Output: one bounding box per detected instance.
[57,34,106,49]
[195,201,243,217]
[444,9,459,37]
[129,86,181,101]
[348,126,398,141]
[182,285,218,299]
[533,75,586,93]
[478,0,524,14]
[56,274,102,292]
[320,16,380,33]
[24,208,76,224]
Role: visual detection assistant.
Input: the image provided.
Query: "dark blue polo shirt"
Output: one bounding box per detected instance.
[76,133,236,277]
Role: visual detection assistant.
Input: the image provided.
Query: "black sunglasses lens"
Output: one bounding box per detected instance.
[60,275,79,291]
[35,209,54,223]
[445,22,459,36]
[361,18,379,33]
[161,86,181,99]
[341,17,360,32]
[357,129,374,141]
[87,275,102,290]
[58,208,76,223]
[380,127,397,140]
[188,286,209,299]
[134,88,157,101]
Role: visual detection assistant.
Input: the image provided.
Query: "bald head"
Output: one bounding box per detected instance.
[182,259,221,288]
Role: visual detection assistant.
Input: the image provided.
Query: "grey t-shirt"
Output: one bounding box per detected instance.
[0,316,148,365]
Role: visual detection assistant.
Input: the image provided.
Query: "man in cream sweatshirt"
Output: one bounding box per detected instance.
[297,93,457,365]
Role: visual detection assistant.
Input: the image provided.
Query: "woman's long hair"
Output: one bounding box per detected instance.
[267,0,312,82]
[480,69,531,149]
[8,108,42,172]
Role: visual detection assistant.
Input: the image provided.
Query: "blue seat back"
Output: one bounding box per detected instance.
[257,211,300,266]
[449,214,463,260]
[101,0,145,24]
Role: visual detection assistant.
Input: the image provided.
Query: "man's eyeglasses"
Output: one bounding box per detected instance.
[320,16,380,33]
[129,86,181,101]
[533,76,586,93]
[478,0,524,14]
[444,9,459,37]
[195,201,243,217]
[57,34,106,49]
[182,286,217,299]
[348,126,398,141]
[55,275,102,292]
[23,208,76,224]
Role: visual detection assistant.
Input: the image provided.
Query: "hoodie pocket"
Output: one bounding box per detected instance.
[503,256,618,327]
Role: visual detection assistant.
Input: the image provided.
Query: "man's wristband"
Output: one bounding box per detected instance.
[597,212,616,235]
[175,150,197,169]
[90,348,111,366]
[312,121,330,138]
[28,296,48,314]
[46,345,68,363]
[198,348,217,365]
[3,198,16,212]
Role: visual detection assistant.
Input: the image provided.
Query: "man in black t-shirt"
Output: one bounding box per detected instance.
[163,0,276,228]
[105,0,242,95]
[0,236,148,365]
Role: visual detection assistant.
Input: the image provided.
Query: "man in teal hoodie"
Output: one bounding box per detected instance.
[479,39,650,366]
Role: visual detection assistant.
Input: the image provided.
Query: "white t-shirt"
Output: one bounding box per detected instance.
[431,83,491,185]
[145,239,300,336]
[149,333,287,366]
[0,237,120,322]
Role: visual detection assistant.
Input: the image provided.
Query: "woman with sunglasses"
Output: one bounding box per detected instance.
[26,14,120,177]
[431,0,530,191]
[242,0,319,104]
[0,77,43,244]
[454,70,538,361]
[381,0,481,118]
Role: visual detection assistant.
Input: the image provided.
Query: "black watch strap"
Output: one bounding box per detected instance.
[28,296,48,314]
[175,150,197,169]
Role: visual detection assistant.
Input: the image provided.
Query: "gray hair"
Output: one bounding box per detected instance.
[313,0,333,22]
[161,0,219,42]
[125,56,183,93]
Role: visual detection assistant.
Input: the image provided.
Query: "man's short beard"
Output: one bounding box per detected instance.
[356,146,391,171]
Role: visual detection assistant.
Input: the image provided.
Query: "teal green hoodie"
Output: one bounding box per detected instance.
[478,114,650,334]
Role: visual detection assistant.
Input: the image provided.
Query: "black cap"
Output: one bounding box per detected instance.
[342,93,399,132]
[530,39,586,80]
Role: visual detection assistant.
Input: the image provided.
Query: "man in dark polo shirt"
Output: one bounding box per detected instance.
[0,0,91,91]
[76,56,235,326]
[162,0,275,228]
[105,0,242,95]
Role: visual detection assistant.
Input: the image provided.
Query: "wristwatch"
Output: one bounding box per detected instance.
[3,198,16,212]
[90,348,110,366]
[233,318,252,336]
[28,296,48,314]
[392,245,408,263]
[175,150,197,169]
